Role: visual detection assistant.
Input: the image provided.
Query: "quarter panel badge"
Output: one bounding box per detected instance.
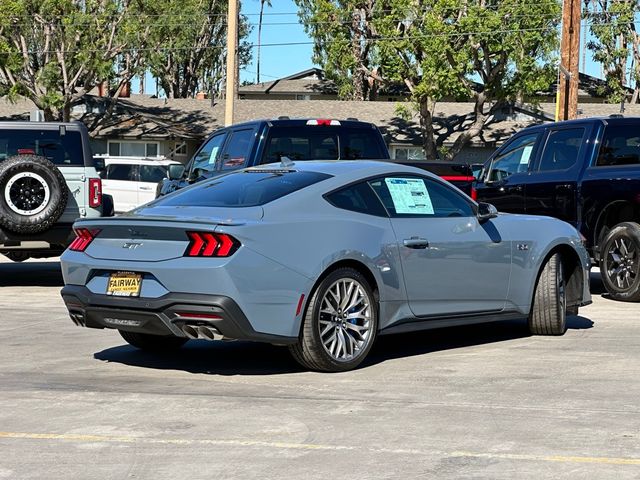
[517,243,529,251]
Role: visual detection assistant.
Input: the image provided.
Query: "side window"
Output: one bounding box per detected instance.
[325,182,387,217]
[105,164,135,181]
[192,133,226,175]
[139,165,168,183]
[538,128,584,171]
[486,133,539,182]
[596,125,640,166]
[369,176,474,218]
[221,129,255,171]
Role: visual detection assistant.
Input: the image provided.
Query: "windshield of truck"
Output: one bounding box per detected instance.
[0,129,84,166]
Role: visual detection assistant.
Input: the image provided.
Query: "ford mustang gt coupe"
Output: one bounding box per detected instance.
[61,160,591,372]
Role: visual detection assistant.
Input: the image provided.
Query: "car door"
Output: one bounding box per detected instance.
[188,132,228,181]
[102,163,137,213]
[524,124,591,226]
[369,175,512,317]
[218,128,258,171]
[138,164,168,207]
[475,131,542,213]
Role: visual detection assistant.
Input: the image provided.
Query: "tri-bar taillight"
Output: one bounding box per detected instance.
[185,232,239,257]
[69,228,101,252]
[89,178,102,208]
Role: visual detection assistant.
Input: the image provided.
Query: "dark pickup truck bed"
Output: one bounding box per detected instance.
[475,115,640,301]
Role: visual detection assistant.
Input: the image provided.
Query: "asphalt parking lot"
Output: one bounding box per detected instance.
[0,256,638,479]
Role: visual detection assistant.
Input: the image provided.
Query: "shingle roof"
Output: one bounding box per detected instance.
[2,94,639,147]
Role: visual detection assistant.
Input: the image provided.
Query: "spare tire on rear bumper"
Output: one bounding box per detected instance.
[0,155,68,234]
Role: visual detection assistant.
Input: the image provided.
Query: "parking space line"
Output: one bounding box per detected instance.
[1,431,639,466]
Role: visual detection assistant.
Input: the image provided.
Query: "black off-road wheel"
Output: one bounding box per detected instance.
[289,268,378,372]
[119,330,188,352]
[529,253,567,335]
[0,155,68,234]
[599,222,640,301]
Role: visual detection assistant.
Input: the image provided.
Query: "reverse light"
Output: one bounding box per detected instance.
[69,228,101,252]
[185,232,240,257]
[89,178,102,208]
[306,119,341,126]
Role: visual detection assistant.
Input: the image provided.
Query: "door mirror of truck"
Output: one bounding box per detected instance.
[477,202,498,222]
[168,164,186,180]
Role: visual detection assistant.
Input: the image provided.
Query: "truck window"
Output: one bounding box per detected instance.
[486,133,539,182]
[538,128,584,171]
[596,125,640,166]
[262,131,339,163]
[192,133,226,176]
[221,129,255,171]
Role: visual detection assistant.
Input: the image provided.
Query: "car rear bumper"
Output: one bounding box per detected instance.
[61,285,298,345]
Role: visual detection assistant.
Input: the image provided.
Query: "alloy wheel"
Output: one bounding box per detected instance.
[318,278,372,362]
[5,172,50,215]
[605,237,639,291]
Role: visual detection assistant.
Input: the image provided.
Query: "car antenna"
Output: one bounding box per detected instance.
[280,156,294,168]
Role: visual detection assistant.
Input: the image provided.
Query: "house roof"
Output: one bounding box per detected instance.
[2,94,639,148]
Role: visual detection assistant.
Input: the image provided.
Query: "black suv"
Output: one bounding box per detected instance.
[157,118,390,196]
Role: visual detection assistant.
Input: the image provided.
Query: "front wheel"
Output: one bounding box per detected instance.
[529,253,566,335]
[599,222,640,301]
[289,268,378,372]
[119,330,188,352]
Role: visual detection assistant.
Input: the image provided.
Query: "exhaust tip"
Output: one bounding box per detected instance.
[181,324,200,339]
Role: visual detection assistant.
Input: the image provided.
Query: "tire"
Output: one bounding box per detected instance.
[289,268,378,372]
[3,251,30,262]
[119,330,188,352]
[529,253,567,335]
[0,155,68,234]
[599,222,640,301]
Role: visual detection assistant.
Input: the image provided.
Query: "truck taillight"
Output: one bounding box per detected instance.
[306,119,341,126]
[184,232,240,257]
[471,186,478,200]
[89,178,102,208]
[69,228,101,252]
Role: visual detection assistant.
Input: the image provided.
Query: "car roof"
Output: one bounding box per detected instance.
[214,118,379,130]
[101,157,180,166]
[246,159,441,180]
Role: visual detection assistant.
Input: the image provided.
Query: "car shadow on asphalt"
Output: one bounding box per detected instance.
[93,315,594,375]
[0,261,64,287]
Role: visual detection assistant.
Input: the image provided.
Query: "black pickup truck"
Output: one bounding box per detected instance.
[475,116,640,301]
[157,118,476,198]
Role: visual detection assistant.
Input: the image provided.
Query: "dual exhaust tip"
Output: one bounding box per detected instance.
[69,312,86,327]
[179,323,224,342]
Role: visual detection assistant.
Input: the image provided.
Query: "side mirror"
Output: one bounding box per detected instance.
[477,202,498,222]
[168,164,186,180]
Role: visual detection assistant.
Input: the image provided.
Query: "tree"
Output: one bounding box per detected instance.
[297,0,560,159]
[0,0,146,121]
[144,0,252,99]
[295,0,385,100]
[256,0,271,83]
[586,0,637,104]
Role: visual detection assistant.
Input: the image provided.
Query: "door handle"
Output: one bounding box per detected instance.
[403,237,430,249]
[499,185,523,193]
[139,186,153,191]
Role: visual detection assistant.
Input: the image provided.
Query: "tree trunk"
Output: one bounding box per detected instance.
[418,97,438,160]
[351,10,365,101]
[445,92,488,161]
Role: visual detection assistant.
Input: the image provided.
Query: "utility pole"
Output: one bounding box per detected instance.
[224,0,238,126]
[556,0,581,121]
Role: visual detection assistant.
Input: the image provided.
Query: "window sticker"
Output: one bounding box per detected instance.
[385,177,434,214]
[519,145,533,165]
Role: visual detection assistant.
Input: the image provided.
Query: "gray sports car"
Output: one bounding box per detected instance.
[61,160,591,372]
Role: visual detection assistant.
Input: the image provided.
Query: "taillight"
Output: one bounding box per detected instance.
[306,119,341,126]
[184,232,239,257]
[69,228,101,252]
[89,178,102,208]
[471,186,478,201]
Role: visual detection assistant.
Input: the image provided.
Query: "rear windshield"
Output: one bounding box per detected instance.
[261,127,386,163]
[0,129,84,166]
[155,170,332,207]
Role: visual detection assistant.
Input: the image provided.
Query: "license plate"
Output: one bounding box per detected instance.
[107,272,142,297]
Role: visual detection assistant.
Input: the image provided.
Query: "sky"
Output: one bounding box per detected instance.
[240,0,315,84]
